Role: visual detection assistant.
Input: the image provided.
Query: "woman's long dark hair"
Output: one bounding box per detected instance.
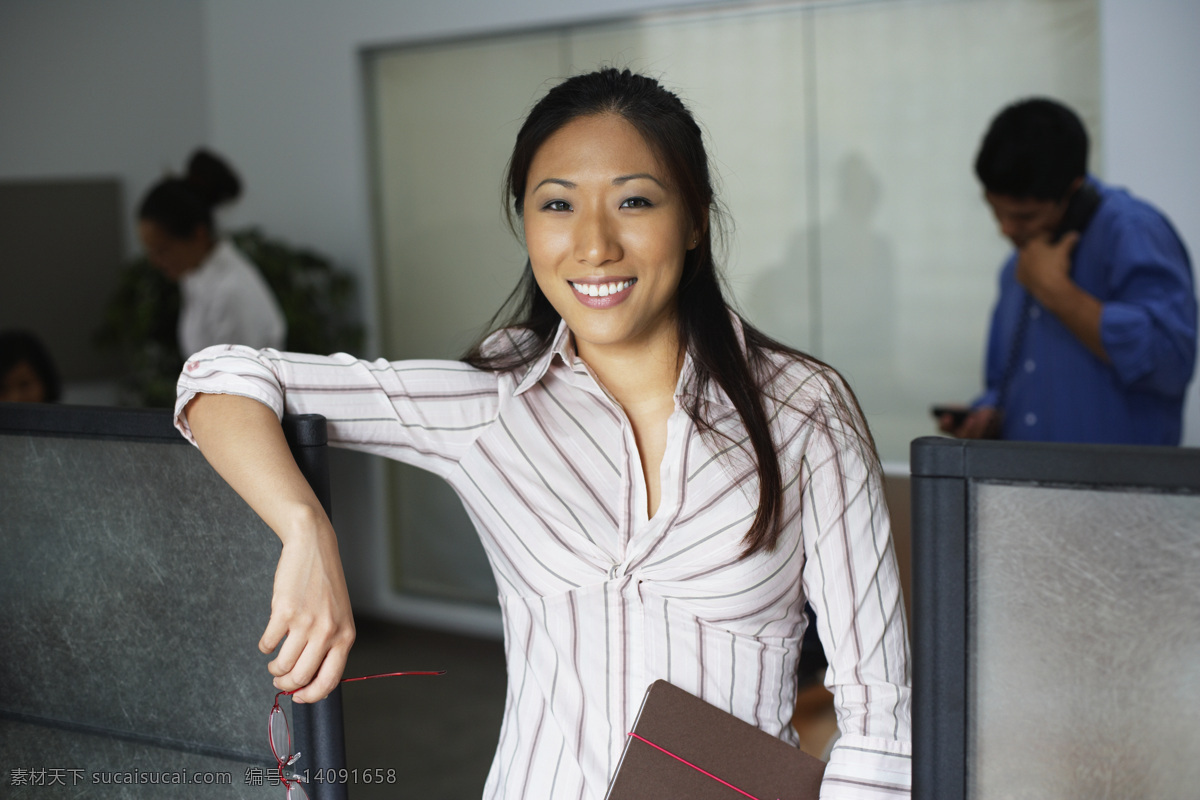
[464,68,877,556]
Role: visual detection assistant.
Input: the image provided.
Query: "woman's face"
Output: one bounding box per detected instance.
[523,113,697,363]
[0,360,46,403]
[138,220,210,282]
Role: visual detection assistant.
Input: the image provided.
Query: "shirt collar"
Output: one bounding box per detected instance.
[179,238,230,291]
[513,321,574,396]
[511,314,744,412]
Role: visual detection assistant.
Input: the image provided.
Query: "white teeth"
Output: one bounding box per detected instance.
[572,279,634,298]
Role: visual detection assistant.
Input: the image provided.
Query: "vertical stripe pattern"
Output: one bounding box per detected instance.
[176,318,911,799]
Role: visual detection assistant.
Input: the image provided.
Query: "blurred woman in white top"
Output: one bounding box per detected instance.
[137,149,286,357]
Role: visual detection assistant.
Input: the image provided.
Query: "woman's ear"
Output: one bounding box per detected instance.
[190,223,215,248]
[687,210,710,251]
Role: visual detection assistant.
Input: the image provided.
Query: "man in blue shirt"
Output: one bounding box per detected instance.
[940,98,1197,445]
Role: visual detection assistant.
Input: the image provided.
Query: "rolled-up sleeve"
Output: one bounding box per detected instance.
[1099,212,1197,396]
[175,345,500,477]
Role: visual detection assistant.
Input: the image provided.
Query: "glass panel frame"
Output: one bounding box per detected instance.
[365,0,1100,601]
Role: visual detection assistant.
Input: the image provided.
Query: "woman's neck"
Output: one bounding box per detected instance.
[181,234,219,278]
[575,332,683,411]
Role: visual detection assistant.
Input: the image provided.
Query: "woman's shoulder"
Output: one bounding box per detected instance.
[762,347,880,468]
[198,239,253,280]
[757,347,855,415]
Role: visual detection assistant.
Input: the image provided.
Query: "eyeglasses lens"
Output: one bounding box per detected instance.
[271,703,311,797]
[269,705,294,764]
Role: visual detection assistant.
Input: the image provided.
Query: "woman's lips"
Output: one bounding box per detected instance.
[569,278,636,308]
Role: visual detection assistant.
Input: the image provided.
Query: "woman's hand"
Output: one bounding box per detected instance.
[184,392,355,703]
[261,515,356,703]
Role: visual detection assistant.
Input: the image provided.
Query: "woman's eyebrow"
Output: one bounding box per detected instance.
[532,174,665,192]
[533,178,575,191]
[613,173,664,187]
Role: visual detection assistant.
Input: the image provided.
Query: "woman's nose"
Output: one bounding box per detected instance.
[574,212,622,266]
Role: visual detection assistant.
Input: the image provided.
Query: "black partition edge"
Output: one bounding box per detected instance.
[910,435,1200,488]
[910,445,968,800]
[0,401,183,441]
[909,435,1200,800]
[279,413,347,800]
[0,402,345,798]
[0,402,329,450]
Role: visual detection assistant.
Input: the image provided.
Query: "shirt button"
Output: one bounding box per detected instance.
[1024,413,1038,426]
[1029,306,1042,319]
[1024,359,1036,373]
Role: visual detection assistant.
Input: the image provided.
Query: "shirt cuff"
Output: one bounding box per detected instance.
[173,345,286,445]
[820,734,912,799]
[971,388,999,411]
[1101,301,1161,384]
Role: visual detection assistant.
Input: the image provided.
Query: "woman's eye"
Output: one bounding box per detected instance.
[621,197,653,209]
[543,200,571,212]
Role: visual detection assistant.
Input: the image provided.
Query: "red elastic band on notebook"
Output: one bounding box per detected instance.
[626,732,779,800]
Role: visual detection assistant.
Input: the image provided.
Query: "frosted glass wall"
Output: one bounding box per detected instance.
[366,0,1098,600]
[971,482,1200,798]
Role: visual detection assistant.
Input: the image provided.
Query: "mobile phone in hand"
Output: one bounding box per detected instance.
[931,405,969,428]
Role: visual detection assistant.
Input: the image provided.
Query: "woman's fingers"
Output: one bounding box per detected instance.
[266,622,355,701]
[290,635,354,704]
[265,619,308,679]
[261,530,356,701]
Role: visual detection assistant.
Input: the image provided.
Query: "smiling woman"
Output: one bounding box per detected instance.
[173,69,911,800]
[523,114,695,367]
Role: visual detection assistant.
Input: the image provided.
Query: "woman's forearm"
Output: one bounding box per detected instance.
[185,392,327,540]
[184,392,355,703]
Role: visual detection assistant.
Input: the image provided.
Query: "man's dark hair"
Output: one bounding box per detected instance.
[974,97,1088,200]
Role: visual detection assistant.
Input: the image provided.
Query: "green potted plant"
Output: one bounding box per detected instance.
[96,227,364,407]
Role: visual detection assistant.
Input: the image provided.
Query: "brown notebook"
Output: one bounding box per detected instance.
[605,680,826,800]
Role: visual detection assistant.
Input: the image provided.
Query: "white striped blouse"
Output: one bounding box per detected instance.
[175,319,912,799]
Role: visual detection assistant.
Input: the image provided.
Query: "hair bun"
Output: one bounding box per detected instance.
[185,148,242,208]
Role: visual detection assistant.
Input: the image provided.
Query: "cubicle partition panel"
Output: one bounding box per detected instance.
[0,403,346,798]
[911,436,1200,800]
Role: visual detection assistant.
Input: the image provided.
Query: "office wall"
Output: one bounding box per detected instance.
[1,0,1196,632]
[201,0,731,354]
[1100,0,1200,442]
[0,0,208,252]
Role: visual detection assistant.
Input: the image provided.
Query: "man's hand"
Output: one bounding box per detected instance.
[1015,231,1079,306]
[942,407,1000,439]
[1013,230,1109,362]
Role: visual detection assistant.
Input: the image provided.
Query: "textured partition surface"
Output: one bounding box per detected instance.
[970,482,1200,799]
[0,718,277,798]
[0,433,281,762]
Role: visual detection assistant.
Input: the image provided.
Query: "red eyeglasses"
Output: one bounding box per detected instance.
[268,670,444,798]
